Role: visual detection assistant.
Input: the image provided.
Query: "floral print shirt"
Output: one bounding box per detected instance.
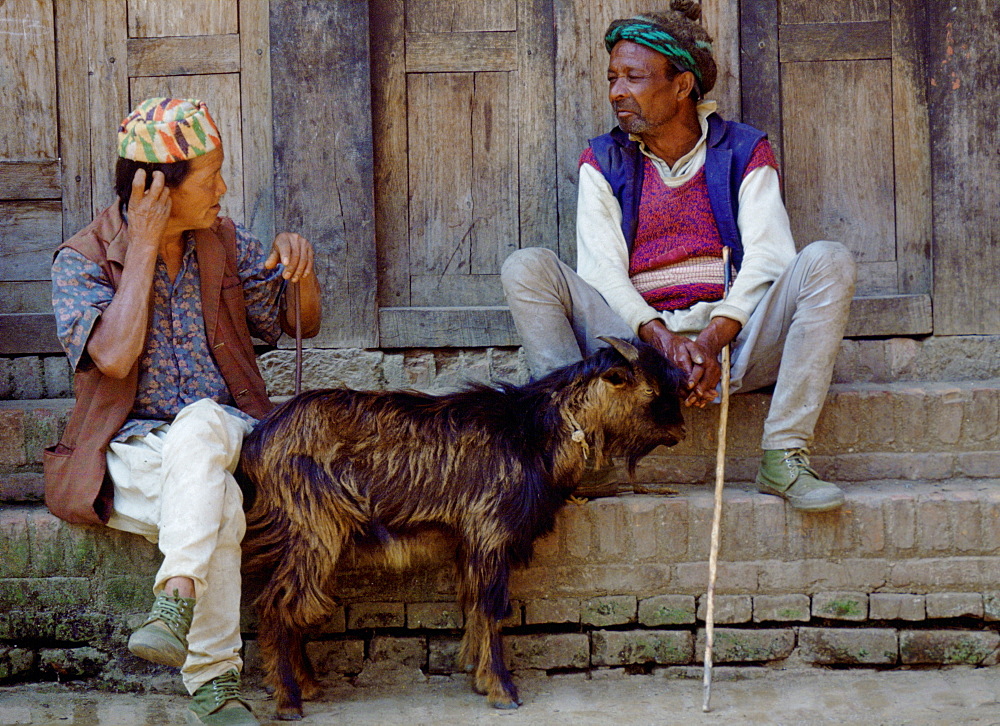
[51,222,284,441]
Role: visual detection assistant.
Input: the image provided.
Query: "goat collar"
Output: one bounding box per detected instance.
[566,410,591,459]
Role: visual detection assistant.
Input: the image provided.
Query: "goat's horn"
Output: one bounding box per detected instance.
[598,336,639,363]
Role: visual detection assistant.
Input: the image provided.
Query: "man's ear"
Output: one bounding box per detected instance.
[675,70,697,100]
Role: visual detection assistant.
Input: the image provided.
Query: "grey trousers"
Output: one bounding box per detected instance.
[500,242,857,450]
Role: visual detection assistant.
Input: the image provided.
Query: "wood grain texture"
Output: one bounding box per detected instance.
[405,31,517,72]
[779,21,891,61]
[0,313,62,355]
[239,0,275,244]
[0,281,53,315]
[406,0,516,32]
[0,0,58,159]
[740,0,782,165]
[782,60,895,275]
[127,0,237,38]
[378,306,518,347]
[370,0,410,308]
[406,72,474,277]
[54,0,93,237]
[925,0,1000,334]
[780,0,889,24]
[890,0,932,296]
[843,294,932,337]
[271,0,377,348]
[411,274,506,307]
[130,74,245,225]
[127,34,240,77]
[0,162,60,200]
[0,201,62,281]
[87,0,129,214]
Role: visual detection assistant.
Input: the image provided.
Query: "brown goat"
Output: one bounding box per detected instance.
[239,337,686,720]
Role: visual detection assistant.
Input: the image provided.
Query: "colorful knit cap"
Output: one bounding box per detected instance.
[117,98,221,163]
[605,20,712,94]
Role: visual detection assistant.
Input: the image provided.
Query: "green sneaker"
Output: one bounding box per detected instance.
[127,590,194,667]
[755,449,845,512]
[186,669,258,725]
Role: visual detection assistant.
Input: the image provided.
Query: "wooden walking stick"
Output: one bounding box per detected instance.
[292,280,303,397]
[702,245,732,713]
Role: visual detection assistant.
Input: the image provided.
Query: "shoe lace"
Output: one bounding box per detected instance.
[208,669,243,706]
[150,593,193,633]
[783,448,819,477]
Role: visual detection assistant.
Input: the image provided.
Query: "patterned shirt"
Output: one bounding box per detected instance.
[51,222,284,441]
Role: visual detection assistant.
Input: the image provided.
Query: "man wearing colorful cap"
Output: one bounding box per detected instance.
[46,98,323,725]
[501,2,857,512]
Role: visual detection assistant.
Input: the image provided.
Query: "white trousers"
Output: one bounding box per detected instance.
[105,398,254,694]
[500,241,857,450]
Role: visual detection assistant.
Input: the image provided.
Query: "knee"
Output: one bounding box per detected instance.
[500,247,559,292]
[164,399,248,464]
[801,241,857,290]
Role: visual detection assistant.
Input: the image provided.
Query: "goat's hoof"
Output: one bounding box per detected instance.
[275,707,304,721]
[568,495,589,505]
[489,697,520,710]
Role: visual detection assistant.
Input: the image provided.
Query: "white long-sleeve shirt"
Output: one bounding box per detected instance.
[576,101,797,337]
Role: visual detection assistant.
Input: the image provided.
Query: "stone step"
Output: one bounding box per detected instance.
[3,380,1000,502]
[2,478,1000,684]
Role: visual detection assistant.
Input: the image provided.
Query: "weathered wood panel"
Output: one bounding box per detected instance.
[127,35,241,77]
[406,73,474,277]
[130,74,245,225]
[0,314,62,354]
[405,32,517,72]
[0,162,60,200]
[54,0,93,237]
[891,0,932,295]
[88,0,129,213]
[127,0,237,38]
[379,306,518,348]
[741,0,782,166]
[0,202,61,281]
[271,0,377,348]
[370,0,410,308]
[782,60,895,271]
[0,282,53,315]
[844,294,931,337]
[411,275,505,307]
[780,0,889,24]
[406,0,516,32]
[779,21,892,61]
[0,0,58,160]
[926,0,1000,334]
[238,1,275,244]
[471,71,517,275]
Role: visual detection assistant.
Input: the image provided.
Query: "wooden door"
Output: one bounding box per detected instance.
[0,0,272,354]
[370,0,558,347]
[742,0,933,336]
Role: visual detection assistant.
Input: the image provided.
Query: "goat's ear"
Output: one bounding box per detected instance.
[601,366,630,388]
[598,336,639,363]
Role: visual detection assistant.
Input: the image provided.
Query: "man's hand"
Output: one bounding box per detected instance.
[638,317,741,408]
[265,232,314,283]
[127,169,171,248]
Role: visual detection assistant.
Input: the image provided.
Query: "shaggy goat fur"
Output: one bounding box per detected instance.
[240,339,685,719]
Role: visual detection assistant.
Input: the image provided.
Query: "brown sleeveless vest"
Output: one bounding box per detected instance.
[43,205,274,525]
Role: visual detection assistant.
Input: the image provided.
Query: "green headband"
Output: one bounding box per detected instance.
[605,21,711,91]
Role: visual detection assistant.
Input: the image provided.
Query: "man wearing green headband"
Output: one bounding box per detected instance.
[502,4,856,512]
[46,98,323,725]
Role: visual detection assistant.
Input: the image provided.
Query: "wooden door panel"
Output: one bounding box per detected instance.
[374,0,555,344]
[127,0,237,38]
[782,60,896,265]
[780,0,889,23]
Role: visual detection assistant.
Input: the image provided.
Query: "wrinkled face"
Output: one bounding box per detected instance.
[607,40,686,135]
[168,145,227,230]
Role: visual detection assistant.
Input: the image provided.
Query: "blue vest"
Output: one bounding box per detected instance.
[587,113,767,272]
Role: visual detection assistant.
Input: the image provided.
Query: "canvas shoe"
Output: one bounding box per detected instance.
[127,590,194,667]
[186,669,258,725]
[755,448,845,512]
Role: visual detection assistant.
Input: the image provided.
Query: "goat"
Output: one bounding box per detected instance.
[239,337,686,720]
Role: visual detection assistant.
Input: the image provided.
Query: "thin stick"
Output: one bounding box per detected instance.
[293,280,302,397]
[702,246,732,713]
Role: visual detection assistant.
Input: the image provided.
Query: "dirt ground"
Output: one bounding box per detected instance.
[2,666,1000,725]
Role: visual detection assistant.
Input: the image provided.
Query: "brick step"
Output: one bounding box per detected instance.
[2,479,1000,684]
